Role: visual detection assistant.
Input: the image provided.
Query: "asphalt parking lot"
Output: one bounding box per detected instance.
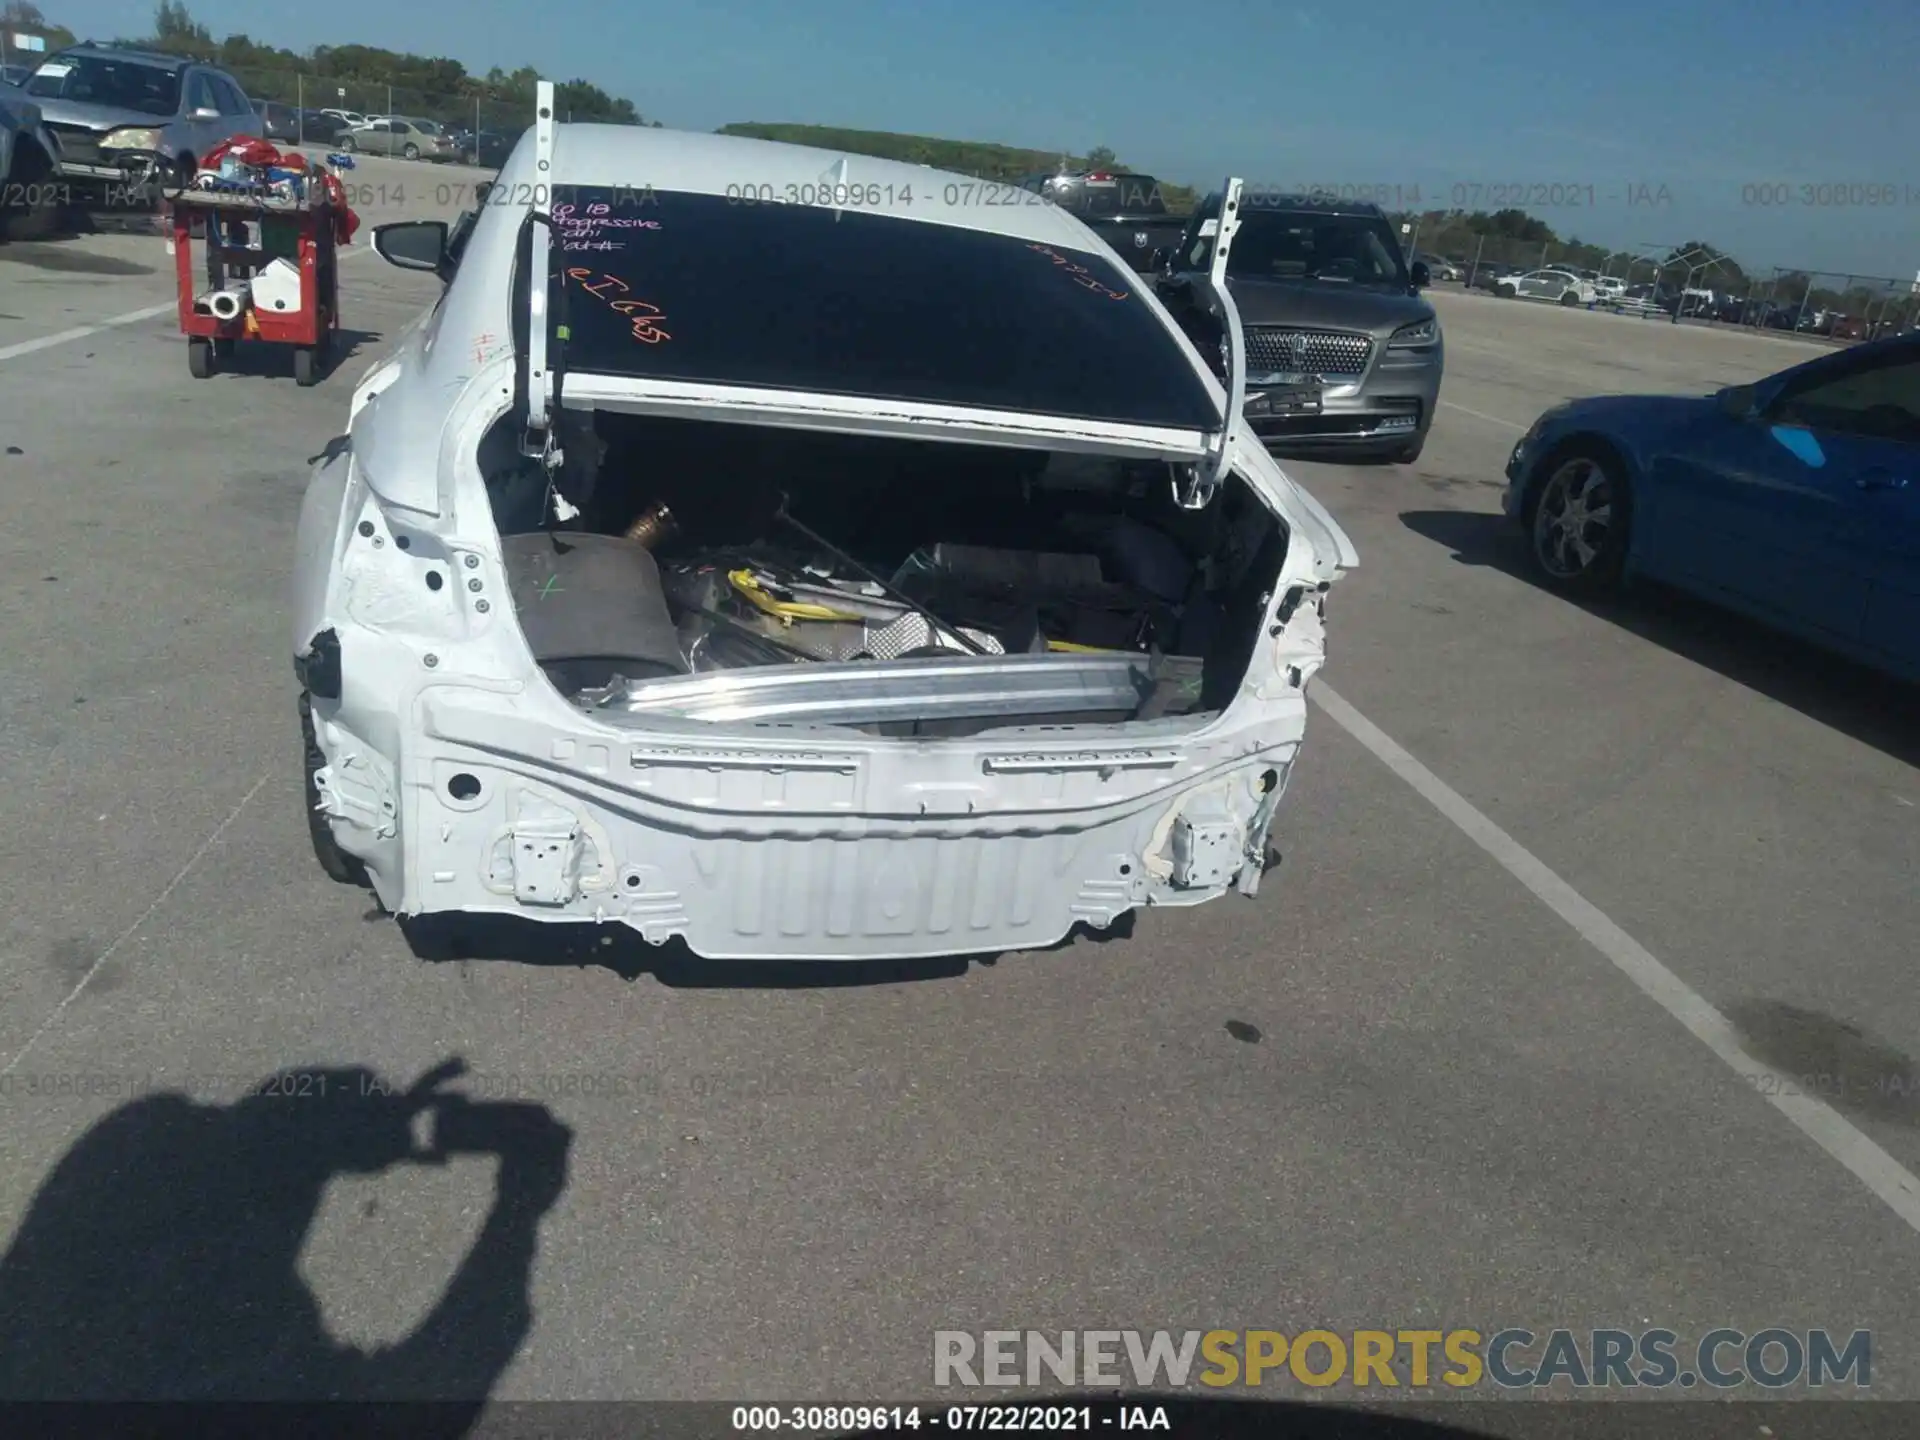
[2,175,1917,1424]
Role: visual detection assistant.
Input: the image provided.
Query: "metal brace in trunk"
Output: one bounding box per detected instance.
[519,81,561,443]
[1174,176,1246,512]
[512,82,579,521]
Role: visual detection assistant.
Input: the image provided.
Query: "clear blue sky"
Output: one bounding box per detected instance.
[53,0,1920,278]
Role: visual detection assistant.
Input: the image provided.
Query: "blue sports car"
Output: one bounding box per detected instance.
[1503,332,1920,684]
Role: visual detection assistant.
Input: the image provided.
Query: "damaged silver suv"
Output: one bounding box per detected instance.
[292,88,1355,961]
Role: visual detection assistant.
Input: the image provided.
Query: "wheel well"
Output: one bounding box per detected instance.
[1520,432,1635,521]
[14,136,53,181]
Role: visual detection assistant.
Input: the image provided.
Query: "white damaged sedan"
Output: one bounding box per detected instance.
[291,85,1356,961]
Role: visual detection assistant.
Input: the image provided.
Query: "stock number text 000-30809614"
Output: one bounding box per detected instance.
[723,181,1069,210]
[330,181,656,210]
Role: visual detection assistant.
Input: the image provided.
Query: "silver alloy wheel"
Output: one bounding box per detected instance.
[1532,456,1613,578]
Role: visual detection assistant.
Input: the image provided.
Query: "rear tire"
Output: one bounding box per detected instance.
[294,345,319,386]
[339,135,357,152]
[1522,443,1632,597]
[1559,290,1580,307]
[402,143,420,160]
[1497,283,1517,299]
[299,690,370,887]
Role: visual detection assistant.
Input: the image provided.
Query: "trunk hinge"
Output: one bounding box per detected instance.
[522,81,560,437]
[518,81,578,521]
[1175,176,1246,512]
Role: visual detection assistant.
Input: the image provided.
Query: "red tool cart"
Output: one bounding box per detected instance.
[171,186,343,387]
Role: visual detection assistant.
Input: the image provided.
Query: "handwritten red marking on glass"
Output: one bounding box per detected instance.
[574,269,630,300]
[565,268,670,343]
[610,298,671,343]
[1024,243,1129,300]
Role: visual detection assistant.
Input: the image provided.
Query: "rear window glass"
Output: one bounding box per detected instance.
[540,187,1218,430]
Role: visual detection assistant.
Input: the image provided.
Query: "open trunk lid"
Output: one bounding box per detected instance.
[493,96,1346,573]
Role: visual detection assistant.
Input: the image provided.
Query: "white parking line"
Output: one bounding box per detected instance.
[1439,399,1526,431]
[0,244,373,365]
[0,300,178,363]
[1310,680,1920,1237]
[0,772,270,1079]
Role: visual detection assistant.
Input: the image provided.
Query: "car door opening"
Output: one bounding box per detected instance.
[477,409,1292,736]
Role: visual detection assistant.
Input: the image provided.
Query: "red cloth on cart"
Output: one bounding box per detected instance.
[319,172,360,245]
[199,135,361,245]
[202,135,283,172]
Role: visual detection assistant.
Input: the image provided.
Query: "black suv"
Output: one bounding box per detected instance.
[1019,169,1190,273]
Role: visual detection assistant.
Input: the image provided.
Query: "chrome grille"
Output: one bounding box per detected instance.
[1244,327,1373,378]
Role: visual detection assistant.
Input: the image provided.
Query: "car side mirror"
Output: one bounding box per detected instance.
[1717,383,1759,419]
[1410,260,1430,290]
[192,106,221,120]
[373,219,451,278]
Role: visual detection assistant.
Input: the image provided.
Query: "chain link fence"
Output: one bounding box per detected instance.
[1710,270,1920,341]
[1394,215,1919,346]
[229,68,536,162]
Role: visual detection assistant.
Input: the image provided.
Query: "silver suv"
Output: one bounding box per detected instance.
[1155,192,1444,465]
[20,45,260,195]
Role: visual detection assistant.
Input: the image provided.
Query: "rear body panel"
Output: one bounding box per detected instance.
[296,122,1353,958]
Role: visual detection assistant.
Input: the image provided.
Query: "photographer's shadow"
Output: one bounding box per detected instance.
[0,1057,569,1417]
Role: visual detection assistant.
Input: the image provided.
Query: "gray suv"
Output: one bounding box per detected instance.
[20,45,260,196]
[1155,191,1444,464]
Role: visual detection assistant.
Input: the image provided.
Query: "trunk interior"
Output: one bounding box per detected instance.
[478,409,1290,737]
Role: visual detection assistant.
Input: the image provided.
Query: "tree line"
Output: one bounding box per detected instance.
[11,4,1895,319]
[1396,205,1906,316]
[716,123,1200,210]
[7,2,649,128]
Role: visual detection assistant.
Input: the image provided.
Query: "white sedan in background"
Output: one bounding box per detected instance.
[1495,268,1598,306]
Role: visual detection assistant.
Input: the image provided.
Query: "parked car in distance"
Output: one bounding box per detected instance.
[1411,252,1460,282]
[338,116,458,161]
[20,44,259,196]
[1496,268,1598,306]
[1590,276,1627,302]
[320,107,366,128]
[303,107,1358,958]
[298,108,348,143]
[253,102,348,145]
[1154,189,1443,463]
[1469,264,1525,293]
[454,127,516,168]
[1505,331,1920,683]
[254,99,300,142]
[1021,169,1189,273]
